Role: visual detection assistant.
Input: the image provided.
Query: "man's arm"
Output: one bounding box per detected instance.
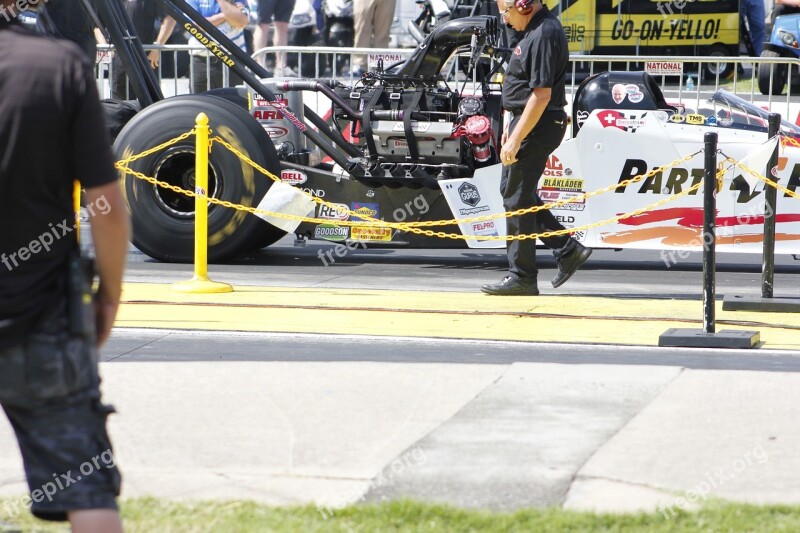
[215,0,249,29]
[500,87,551,165]
[149,16,177,68]
[777,0,800,7]
[85,182,130,347]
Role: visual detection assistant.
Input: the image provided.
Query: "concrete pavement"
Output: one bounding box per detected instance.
[1,279,800,516]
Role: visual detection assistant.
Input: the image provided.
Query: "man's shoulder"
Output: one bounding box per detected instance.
[540,10,564,32]
[1,25,89,68]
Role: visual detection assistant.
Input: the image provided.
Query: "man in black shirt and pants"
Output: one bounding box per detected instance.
[112,0,164,100]
[482,0,591,295]
[0,4,130,531]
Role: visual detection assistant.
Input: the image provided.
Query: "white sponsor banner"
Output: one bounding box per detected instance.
[440,166,507,249]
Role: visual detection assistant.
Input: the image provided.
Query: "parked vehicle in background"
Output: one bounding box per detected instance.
[406,0,744,79]
[758,13,800,95]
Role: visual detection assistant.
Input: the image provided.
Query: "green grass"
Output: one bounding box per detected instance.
[4,498,800,532]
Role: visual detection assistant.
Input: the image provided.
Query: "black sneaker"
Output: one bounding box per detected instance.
[552,244,592,288]
[481,276,540,296]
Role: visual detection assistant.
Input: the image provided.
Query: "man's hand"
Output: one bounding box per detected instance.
[148,49,160,69]
[85,181,129,350]
[94,293,119,348]
[500,135,521,166]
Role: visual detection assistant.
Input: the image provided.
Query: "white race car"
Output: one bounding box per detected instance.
[442,71,800,256]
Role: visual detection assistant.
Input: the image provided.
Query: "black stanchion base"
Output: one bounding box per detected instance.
[722,295,800,313]
[658,328,760,349]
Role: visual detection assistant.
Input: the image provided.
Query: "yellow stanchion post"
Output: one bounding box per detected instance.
[172,113,233,294]
[74,181,81,243]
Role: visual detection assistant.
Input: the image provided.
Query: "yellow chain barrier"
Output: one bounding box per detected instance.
[211,134,702,230]
[729,140,800,201]
[114,126,724,242]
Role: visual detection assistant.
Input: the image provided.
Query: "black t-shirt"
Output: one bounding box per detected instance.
[0,21,117,328]
[502,6,568,112]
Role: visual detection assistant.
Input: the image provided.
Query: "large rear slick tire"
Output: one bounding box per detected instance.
[114,95,286,263]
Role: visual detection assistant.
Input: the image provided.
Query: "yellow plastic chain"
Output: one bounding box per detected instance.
[115,129,717,242]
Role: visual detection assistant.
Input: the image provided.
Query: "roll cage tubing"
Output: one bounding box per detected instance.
[91,0,363,172]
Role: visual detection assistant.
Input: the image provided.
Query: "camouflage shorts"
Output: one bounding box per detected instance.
[0,296,121,522]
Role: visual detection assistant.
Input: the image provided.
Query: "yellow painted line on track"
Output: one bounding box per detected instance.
[117,283,800,350]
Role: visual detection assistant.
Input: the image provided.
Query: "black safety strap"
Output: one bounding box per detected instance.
[404,89,424,161]
[362,87,384,161]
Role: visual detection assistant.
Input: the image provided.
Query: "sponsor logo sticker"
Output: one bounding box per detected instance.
[302,188,325,198]
[686,114,705,125]
[669,114,685,123]
[541,177,585,191]
[314,224,349,242]
[576,110,590,127]
[597,110,647,133]
[281,170,307,185]
[471,220,499,237]
[538,188,586,211]
[705,116,718,127]
[317,203,350,220]
[544,155,566,177]
[626,84,644,104]
[350,202,380,221]
[351,226,392,242]
[392,122,430,133]
[645,61,683,76]
[458,182,481,207]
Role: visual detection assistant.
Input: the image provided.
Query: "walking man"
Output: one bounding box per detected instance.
[482,0,591,295]
[1,4,130,531]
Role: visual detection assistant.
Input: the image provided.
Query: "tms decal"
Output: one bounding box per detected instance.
[686,114,705,125]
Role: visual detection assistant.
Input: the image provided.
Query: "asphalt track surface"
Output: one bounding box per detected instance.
[3,237,800,514]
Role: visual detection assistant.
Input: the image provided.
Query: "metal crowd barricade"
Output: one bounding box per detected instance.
[96,43,236,99]
[251,46,415,80]
[565,54,800,121]
[96,45,800,130]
